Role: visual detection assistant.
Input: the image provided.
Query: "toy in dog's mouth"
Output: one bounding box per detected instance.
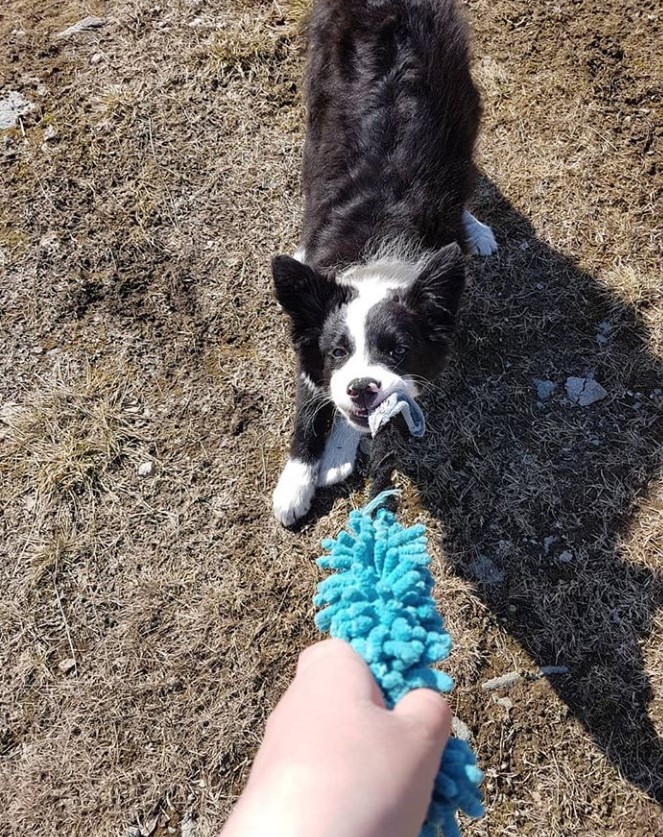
[345,392,426,438]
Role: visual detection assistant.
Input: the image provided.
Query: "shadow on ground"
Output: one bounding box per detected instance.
[393,180,663,804]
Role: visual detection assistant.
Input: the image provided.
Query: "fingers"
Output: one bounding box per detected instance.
[294,639,385,705]
[393,688,451,747]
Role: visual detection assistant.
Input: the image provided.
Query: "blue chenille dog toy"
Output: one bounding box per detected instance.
[314,491,484,837]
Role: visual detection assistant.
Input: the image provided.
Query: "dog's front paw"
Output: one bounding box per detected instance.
[463,210,498,256]
[272,458,318,526]
[317,418,361,487]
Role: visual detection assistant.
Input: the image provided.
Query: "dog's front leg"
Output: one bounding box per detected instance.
[272,378,332,527]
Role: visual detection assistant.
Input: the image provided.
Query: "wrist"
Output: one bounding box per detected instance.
[222,765,390,837]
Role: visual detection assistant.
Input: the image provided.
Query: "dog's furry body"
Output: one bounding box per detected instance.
[272,0,496,526]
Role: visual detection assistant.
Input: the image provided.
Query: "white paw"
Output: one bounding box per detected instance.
[463,209,498,256]
[272,458,318,526]
[317,417,361,487]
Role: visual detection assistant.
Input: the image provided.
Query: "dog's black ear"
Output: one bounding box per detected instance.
[272,256,346,342]
[405,243,466,341]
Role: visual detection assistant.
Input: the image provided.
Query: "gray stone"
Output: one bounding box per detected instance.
[451,716,473,742]
[181,816,196,837]
[139,817,158,837]
[482,671,522,691]
[0,91,35,129]
[543,536,557,556]
[56,16,106,38]
[494,696,513,711]
[533,379,555,402]
[58,658,76,674]
[138,461,154,477]
[565,376,608,407]
[558,550,573,563]
[0,402,23,425]
[540,665,570,676]
[468,555,504,585]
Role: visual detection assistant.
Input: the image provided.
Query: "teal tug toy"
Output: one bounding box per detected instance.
[314,491,484,837]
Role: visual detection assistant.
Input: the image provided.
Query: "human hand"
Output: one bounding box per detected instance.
[221,639,451,837]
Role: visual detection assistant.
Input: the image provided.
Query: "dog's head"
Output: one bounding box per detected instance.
[272,244,465,432]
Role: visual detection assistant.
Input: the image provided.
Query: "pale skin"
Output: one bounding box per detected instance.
[221,639,451,837]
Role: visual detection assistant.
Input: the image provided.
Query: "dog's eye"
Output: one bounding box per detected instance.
[388,346,407,362]
[331,346,348,360]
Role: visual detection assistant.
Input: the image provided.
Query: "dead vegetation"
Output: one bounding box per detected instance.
[1,1,662,835]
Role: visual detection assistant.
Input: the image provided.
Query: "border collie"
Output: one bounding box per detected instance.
[271,0,497,526]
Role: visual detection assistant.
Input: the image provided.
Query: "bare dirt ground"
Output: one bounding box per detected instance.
[1,1,662,835]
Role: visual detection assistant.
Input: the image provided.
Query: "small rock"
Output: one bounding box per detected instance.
[138,462,154,477]
[451,716,473,742]
[482,671,522,691]
[543,535,556,556]
[468,555,504,585]
[533,378,555,402]
[519,241,529,250]
[181,815,196,837]
[0,402,23,424]
[56,16,106,38]
[91,52,104,65]
[40,231,60,250]
[494,696,513,711]
[58,658,76,674]
[31,345,44,355]
[540,665,570,676]
[127,829,141,837]
[43,125,57,141]
[140,818,158,837]
[0,91,35,129]
[565,376,608,407]
[596,334,608,346]
[558,550,573,563]
[597,320,613,335]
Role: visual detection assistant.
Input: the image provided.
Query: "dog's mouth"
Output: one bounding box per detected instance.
[346,406,371,429]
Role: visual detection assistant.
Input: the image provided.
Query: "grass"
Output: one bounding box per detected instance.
[0,0,662,835]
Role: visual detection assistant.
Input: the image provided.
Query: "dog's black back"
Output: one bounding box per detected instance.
[301,0,480,271]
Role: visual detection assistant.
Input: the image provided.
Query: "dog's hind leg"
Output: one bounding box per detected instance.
[317,415,361,487]
[463,209,498,256]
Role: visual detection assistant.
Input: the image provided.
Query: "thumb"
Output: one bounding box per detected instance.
[393,688,451,749]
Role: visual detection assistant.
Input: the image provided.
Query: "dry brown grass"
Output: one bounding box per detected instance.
[1,0,662,835]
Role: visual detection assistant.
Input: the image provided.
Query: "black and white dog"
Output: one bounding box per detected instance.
[272,0,496,526]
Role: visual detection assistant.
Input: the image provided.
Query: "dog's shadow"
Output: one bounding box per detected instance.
[393,182,663,804]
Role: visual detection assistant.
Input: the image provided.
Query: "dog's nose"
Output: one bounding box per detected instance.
[347,378,381,408]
